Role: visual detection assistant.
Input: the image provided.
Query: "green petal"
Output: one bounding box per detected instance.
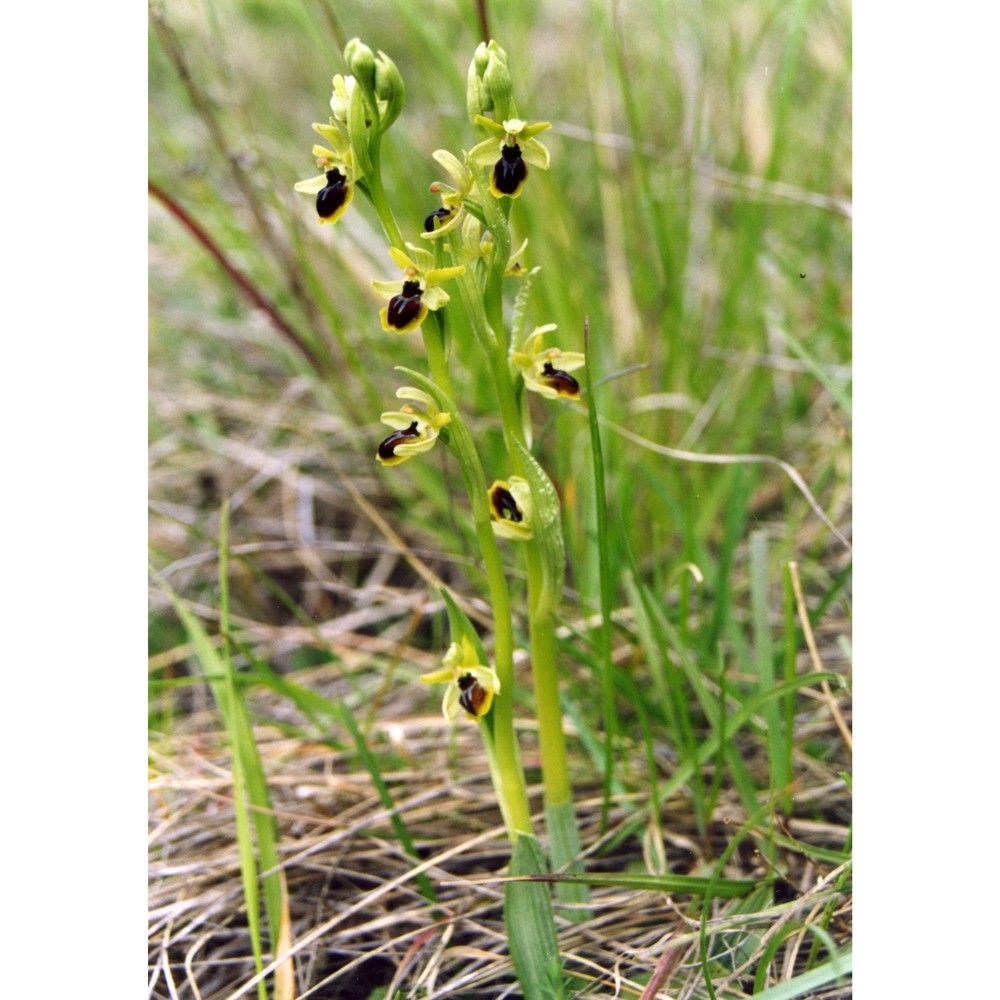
[518,121,552,140]
[422,285,451,311]
[425,264,465,286]
[312,121,349,154]
[521,138,550,170]
[371,279,404,299]
[551,351,586,371]
[294,174,328,194]
[379,410,425,429]
[442,685,463,721]
[469,665,501,694]
[387,246,415,271]
[491,518,534,541]
[419,667,454,684]
[432,149,471,192]
[474,114,507,138]
[392,433,439,458]
[468,136,501,166]
[395,386,436,408]
[402,243,435,273]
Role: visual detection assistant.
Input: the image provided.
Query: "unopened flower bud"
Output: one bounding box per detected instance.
[483,41,514,121]
[374,50,405,130]
[467,42,493,121]
[344,38,376,94]
[473,41,490,76]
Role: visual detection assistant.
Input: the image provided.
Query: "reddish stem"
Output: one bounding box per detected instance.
[148,179,326,377]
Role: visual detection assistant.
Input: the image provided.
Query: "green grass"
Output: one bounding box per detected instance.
[149,1,851,996]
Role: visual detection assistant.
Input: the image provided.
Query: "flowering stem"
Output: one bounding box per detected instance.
[422,312,454,400]
[525,546,571,803]
[364,149,405,253]
[451,205,577,842]
[475,172,512,351]
[398,368,533,839]
[476,509,534,838]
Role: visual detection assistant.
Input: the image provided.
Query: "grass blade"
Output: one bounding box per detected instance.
[750,531,792,821]
[581,317,618,836]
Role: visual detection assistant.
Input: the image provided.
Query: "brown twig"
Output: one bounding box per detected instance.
[475,0,491,43]
[149,179,327,377]
[788,561,853,755]
[639,918,687,1000]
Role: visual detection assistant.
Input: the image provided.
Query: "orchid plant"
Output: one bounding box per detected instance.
[295,38,589,997]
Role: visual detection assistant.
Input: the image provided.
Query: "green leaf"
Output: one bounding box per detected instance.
[748,945,851,999]
[505,834,564,1000]
[516,870,760,899]
[545,799,591,919]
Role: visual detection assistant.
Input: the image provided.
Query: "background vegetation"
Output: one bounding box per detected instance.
[149,0,851,996]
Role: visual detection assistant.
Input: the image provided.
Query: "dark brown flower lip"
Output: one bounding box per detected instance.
[386,281,425,329]
[492,143,528,196]
[377,419,421,460]
[457,674,489,717]
[540,361,581,398]
[423,206,452,232]
[316,168,349,218]
[489,483,524,523]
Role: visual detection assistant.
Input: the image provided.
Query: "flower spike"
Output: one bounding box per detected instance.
[511,325,585,400]
[376,386,451,466]
[419,635,500,722]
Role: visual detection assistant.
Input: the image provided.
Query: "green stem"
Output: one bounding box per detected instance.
[525,546,571,805]
[397,368,532,839]
[475,171,512,350]
[422,312,454,399]
[365,143,405,252]
[452,203,578,839]
[452,261,524,453]
[478,509,534,838]
[457,243,579,865]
